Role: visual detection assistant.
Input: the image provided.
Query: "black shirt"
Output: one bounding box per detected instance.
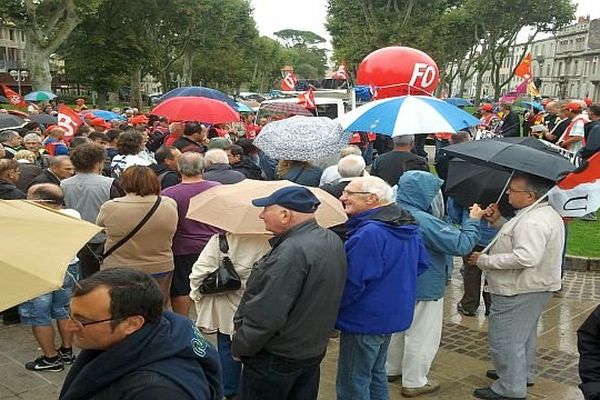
[371,151,429,186]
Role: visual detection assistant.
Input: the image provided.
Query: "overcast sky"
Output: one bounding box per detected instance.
[251,0,600,47]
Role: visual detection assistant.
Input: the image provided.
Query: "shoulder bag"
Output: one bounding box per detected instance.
[198,234,242,295]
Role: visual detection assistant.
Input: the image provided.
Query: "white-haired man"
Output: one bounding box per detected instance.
[336,176,429,400]
[319,145,363,186]
[320,154,366,199]
[202,148,245,184]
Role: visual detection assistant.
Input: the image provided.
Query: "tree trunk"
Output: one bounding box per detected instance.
[130,66,142,109]
[182,47,193,86]
[474,72,484,106]
[458,77,467,98]
[97,91,108,109]
[24,43,52,92]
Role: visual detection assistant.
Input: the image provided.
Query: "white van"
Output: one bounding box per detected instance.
[258,90,353,120]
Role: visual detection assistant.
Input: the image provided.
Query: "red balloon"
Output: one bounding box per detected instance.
[357,46,440,99]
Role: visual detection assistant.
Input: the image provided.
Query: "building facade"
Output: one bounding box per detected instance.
[0,23,31,93]
[452,16,600,101]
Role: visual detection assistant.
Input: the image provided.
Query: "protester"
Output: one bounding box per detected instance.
[389,170,483,397]
[59,268,223,400]
[276,160,322,187]
[203,149,246,184]
[230,140,264,180]
[470,173,564,400]
[232,186,347,400]
[23,132,50,168]
[335,176,428,400]
[478,103,501,132]
[165,121,184,147]
[14,150,43,192]
[162,152,221,316]
[542,101,570,143]
[96,166,178,302]
[19,184,79,372]
[578,304,600,400]
[173,122,208,153]
[43,127,69,156]
[0,130,22,158]
[110,130,153,178]
[559,101,589,153]
[319,145,362,186]
[105,129,121,161]
[581,103,600,160]
[30,155,74,188]
[190,233,271,400]
[151,145,181,189]
[61,143,123,279]
[499,103,521,137]
[371,135,429,187]
[320,154,366,199]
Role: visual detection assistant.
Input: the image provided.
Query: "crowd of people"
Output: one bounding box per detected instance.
[0,95,600,400]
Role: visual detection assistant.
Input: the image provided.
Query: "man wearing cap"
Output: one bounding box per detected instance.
[232,186,347,400]
[478,103,500,133]
[559,101,590,154]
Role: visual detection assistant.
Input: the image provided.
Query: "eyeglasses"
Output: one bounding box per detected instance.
[342,190,373,196]
[68,314,125,328]
[506,187,533,194]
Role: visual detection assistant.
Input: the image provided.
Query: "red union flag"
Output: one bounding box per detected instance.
[514,53,532,79]
[547,153,600,217]
[1,84,27,107]
[58,104,83,138]
[298,87,316,109]
[281,72,297,91]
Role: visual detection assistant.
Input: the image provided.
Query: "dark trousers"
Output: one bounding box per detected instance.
[218,332,241,397]
[459,245,491,313]
[239,351,323,400]
[77,242,104,279]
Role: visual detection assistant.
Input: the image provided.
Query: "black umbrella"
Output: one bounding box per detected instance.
[442,137,576,182]
[0,114,25,129]
[27,114,58,126]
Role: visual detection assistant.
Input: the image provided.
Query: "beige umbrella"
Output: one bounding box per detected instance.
[187,180,347,234]
[0,200,102,312]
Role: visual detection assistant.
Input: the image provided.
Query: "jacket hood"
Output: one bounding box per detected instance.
[347,203,418,234]
[397,170,443,212]
[60,312,222,400]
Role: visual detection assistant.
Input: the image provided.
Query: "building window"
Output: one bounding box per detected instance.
[593,57,599,75]
[546,64,550,77]
[9,29,15,41]
[20,31,25,42]
[584,61,589,76]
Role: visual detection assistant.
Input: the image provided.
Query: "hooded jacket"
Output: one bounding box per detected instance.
[397,171,480,301]
[59,312,223,400]
[0,178,26,200]
[335,204,429,334]
[232,157,264,180]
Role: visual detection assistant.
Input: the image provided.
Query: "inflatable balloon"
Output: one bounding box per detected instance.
[357,46,440,99]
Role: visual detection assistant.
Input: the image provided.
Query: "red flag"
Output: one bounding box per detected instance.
[58,104,83,138]
[298,87,316,109]
[547,153,600,217]
[281,72,297,91]
[332,64,348,80]
[514,53,532,79]
[2,84,27,108]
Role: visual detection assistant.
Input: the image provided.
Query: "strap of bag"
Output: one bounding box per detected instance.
[218,233,229,254]
[103,196,162,259]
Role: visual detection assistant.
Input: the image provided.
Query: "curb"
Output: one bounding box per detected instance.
[566,255,600,272]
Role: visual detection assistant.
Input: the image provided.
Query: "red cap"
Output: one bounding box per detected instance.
[130,115,149,125]
[479,103,494,112]
[90,118,110,129]
[564,101,583,112]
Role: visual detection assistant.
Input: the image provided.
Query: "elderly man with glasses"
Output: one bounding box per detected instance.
[335,176,429,400]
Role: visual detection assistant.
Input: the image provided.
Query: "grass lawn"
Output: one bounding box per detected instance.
[567,218,600,258]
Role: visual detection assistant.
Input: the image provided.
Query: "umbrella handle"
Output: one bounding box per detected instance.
[495,171,515,204]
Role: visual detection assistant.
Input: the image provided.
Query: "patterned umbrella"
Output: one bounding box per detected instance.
[158,86,238,109]
[253,116,352,161]
[260,102,314,117]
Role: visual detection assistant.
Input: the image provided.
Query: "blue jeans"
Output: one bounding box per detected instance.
[336,333,391,400]
[218,332,241,397]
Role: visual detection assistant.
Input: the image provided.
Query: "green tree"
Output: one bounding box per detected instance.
[1,0,102,91]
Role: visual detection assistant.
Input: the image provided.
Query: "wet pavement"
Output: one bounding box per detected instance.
[1,265,597,400]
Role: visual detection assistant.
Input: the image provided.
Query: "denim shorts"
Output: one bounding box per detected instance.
[19,263,79,327]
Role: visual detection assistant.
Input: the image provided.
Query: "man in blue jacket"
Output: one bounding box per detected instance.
[59,268,223,400]
[336,176,429,400]
[387,170,483,397]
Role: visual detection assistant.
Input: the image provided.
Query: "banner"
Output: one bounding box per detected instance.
[280,72,297,91]
[298,87,316,109]
[1,84,27,108]
[57,104,83,138]
[514,53,532,79]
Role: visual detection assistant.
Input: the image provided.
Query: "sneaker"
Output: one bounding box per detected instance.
[457,303,476,317]
[58,347,76,365]
[25,355,63,372]
[401,380,440,397]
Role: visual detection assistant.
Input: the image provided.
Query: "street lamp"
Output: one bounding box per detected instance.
[169,72,184,88]
[9,69,28,96]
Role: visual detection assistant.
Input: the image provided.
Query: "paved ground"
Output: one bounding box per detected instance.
[1,266,597,400]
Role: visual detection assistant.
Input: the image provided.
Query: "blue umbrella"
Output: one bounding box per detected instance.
[518,100,544,111]
[24,91,57,101]
[337,95,480,137]
[158,86,238,109]
[236,102,254,113]
[82,109,127,121]
[444,97,472,107]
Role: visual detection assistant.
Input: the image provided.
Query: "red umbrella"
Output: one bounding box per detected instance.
[151,96,239,124]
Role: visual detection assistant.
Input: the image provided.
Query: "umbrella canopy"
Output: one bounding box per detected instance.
[187,180,347,234]
[446,158,512,208]
[444,97,473,107]
[0,114,25,129]
[81,109,127,121]
[236,102,254,113]
[443,137,576,182]
[517,100,544,111]
[27,114,58,126]
[253,116,352,161]
[0,201,102,311]
[0,95,8,103]
[336,95,480,136]
[151,96,239,124]
[260,102,314,117]
[158,86,238,109]
[24,91,57,102]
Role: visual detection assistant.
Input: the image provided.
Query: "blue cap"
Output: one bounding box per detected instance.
[252,186,321,213]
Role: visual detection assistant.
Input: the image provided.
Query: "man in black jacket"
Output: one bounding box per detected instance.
[371,135,428,187]
[499,103,521,137]
[581,103,600,160]
[28,156,74,189]
[150,146,181,189]
[60,268,223,400]
[232,186,347,400]
[578,304,600,400]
